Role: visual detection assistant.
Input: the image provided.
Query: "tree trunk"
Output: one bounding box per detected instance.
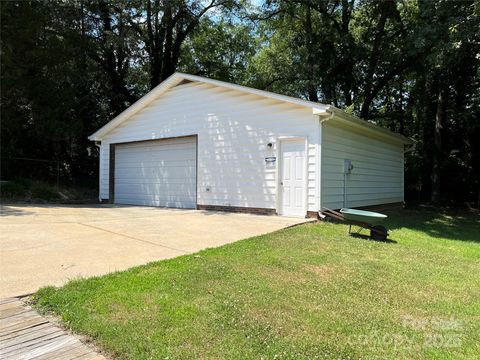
[478,187,480,209]
[305,7,318,102]
[97,1,135,113]
[341,0,353,106]
[359,4,389,119]
[160,2,174,81]
[146,0,160,88]
[431,86,447,203]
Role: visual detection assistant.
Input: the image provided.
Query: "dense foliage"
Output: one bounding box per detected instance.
[1,0,479,204]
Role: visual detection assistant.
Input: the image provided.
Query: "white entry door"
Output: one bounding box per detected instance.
[279,140,306,217]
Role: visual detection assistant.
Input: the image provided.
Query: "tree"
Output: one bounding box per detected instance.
[122,0,240,89]
[1,0,478,205]
[252,0,416,114]
[414,0,479,203]
[87,1,139,114]
[180,17,257,83]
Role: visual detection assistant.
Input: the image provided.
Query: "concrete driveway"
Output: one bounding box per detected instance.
[0,204,311,297]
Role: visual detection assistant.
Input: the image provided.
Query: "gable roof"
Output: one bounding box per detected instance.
[88,72,411,144]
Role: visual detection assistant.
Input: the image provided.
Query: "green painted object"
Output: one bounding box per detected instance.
[340,208,387,223]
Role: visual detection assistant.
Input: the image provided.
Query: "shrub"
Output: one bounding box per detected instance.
[0,178,94,202]
[0,179,29,198]
[30,182,60,201]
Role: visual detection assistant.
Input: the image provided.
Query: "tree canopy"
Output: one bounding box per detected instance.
[1,0,479,204]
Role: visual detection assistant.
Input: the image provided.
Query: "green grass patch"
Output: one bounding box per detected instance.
[33,207,480,359]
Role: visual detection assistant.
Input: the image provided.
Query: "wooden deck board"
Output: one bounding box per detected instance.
[1,326,64,350]
[1,333,69,357]
[1,323,55,341]
[0,298,20,305]
[32,342,87,360]
[0,317,49,336]
[3,335,78,359]
[0,297,105,360]
[1,310,41,326]
[0,300,25,311]
[45,343,94,360]
[0,306,32,319]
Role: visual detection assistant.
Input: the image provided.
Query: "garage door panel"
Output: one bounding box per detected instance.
[115,196,195,205]
[114,137,197,208]
[115,192,195,201]
[114,198,196,208]
[115,183,196,194]
[116,146,195,156]
[115,166,196,179]
[115,178,197,185]
[117,138,196,149]
[115,149,196,162]
[115,159,197,167]
[115,153,195,162]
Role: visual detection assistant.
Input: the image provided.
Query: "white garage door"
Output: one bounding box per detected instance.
[114,137,197,208]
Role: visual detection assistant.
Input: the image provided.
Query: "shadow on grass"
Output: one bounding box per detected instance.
[349,232,398,244]
[383,206,479,243]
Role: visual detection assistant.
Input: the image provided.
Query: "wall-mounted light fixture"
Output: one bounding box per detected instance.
[265,142,276,165]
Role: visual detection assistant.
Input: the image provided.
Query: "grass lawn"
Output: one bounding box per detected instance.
[34,207,480,359]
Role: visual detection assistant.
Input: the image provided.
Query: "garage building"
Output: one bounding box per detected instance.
[89,73,411,217]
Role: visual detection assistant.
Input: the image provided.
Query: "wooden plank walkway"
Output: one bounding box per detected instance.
[0,297,106,360]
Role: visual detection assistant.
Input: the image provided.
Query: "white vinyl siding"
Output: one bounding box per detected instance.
[113,137,196,208]
[100,82,319,212]
[321,121,404,209]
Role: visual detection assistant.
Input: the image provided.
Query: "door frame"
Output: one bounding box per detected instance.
[275,136,309,217]
[108,134,198,207]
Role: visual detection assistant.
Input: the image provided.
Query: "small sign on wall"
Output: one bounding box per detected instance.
[265,156,276,167]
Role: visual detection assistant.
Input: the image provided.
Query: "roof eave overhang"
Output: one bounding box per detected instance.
[88,73,186,141]
[316,106,413,145]
[88,72,411,146]
[88,72,331,142]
